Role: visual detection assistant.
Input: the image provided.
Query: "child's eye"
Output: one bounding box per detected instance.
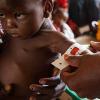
[0,12,5,18]
[15,13,26,20]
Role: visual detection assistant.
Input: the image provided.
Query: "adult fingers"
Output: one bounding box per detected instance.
[90,41,100,51]
[64,54,82,67]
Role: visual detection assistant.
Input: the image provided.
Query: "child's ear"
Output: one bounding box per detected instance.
[43,0,53,18]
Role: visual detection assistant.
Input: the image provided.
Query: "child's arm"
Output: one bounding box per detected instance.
[39,30,75,54]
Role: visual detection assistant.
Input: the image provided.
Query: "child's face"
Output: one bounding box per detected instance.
[0,0,49,38]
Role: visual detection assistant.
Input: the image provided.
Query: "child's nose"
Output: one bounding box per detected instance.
[6,18,17,28]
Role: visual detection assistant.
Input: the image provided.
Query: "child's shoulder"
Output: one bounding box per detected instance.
[40,18,56,31]
[32,18,57,47]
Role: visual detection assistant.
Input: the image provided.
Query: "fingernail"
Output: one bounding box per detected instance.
[39,80,46,85]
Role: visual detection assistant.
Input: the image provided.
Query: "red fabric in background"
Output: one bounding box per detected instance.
[57,0,68,8]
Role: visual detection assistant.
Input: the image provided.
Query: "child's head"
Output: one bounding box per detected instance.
[0,0,53,38]
[52,0,69,25]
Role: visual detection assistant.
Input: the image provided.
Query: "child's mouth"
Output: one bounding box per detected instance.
[6,31,19,37]
[10,33,19,37]
[5,32,19,38]
[2,29,19,38]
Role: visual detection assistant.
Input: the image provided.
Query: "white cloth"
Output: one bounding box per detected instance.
[61,21,75,40]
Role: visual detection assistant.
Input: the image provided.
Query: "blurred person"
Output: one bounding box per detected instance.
[52,0,74,39]
[95,0,100,18]
[68,0,99,36]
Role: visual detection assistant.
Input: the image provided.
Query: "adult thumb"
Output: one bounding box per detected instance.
[64,54,82,67]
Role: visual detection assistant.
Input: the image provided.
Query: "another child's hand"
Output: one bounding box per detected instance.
[29,76,65,100]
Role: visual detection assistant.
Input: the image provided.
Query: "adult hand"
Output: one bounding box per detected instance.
[61,52,100,99]
[29,76,65,100]
[90,41,100,52]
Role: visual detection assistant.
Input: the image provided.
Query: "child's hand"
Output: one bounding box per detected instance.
[61,52,100,99]
[29,76,65,100]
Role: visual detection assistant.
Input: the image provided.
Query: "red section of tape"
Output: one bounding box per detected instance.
[70,47,79,55]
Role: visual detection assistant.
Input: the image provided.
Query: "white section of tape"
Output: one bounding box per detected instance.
[52,43,89,70]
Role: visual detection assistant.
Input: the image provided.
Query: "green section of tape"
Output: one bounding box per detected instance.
[64,86,88,100]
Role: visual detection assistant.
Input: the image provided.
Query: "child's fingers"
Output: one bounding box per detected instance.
[29,94,55,100]
[29,84,54,95]
[39,77,60,86]
[30,84,42,91]
[29,94,45,100]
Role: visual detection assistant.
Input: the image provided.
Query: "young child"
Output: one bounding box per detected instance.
[52,0,76,44]
[0,0,74,100]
